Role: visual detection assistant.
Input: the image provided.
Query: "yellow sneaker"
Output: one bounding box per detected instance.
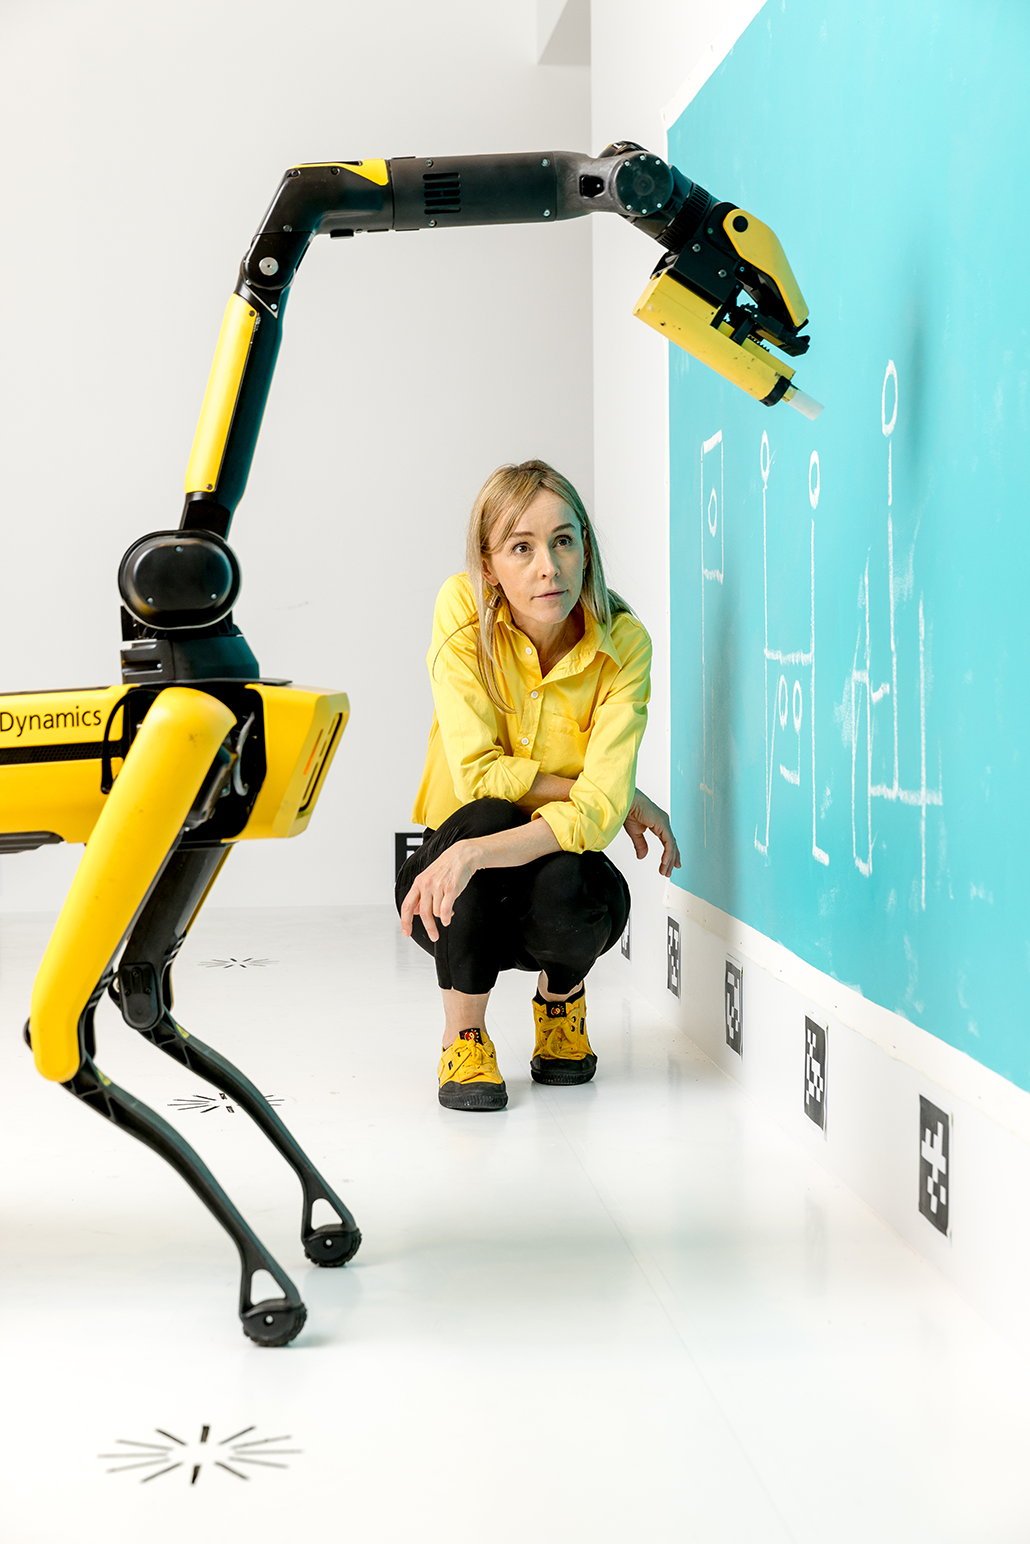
[531,990,596,1085]
[438,1028,508,1111]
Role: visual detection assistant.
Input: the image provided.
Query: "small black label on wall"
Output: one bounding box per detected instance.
[395,831,424,880]
[666,917,681,996]
[804,1017,827,1130]
[919,1095,950,1235]
[724,958,742,1054]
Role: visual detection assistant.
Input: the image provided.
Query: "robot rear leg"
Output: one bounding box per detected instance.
[114,846,361,1268]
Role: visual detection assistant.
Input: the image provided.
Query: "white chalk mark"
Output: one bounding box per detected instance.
[850,561,874,877]
[882,359,898,436]
[755,436,828,864]
[700,430,724,843]
[889,511,898,788]
[920,597,928,908]
[848,361,941,905]
[755,432,772,855]
[810,475,829,865]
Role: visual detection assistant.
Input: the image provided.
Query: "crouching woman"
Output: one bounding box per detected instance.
[397,459,679,1111]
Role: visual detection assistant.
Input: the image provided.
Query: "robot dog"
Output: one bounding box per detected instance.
[6,143,816,1345]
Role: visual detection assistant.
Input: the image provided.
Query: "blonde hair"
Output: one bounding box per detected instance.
[462,459,631,713]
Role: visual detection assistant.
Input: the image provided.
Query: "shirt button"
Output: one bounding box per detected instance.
[531,690,539,699]
[525,646,532,655]
[520,737,529,746]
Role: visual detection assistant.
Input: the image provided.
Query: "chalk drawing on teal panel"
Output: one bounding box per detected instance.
[666,0,1030,1089]
[753,429,830,871]
[846,363,943,905]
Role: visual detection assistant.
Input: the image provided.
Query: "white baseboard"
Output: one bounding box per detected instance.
[663,884,1030,1356]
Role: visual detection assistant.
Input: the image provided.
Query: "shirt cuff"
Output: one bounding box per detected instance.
[477,755,541,806]
[532,802,595,853]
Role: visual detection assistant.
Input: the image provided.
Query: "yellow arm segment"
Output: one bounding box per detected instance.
[633,271,797,405]
[184,294,259,495]
[293,159,389,184]
[30,688,235,1082]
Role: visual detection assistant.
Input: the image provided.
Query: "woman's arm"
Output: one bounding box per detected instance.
[400,820,561,943]
[518,772,574,811]
[522,774,679,877]
[623,788,681,879]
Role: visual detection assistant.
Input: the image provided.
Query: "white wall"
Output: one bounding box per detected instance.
[0,0,592,910]
[589,0,765,1005]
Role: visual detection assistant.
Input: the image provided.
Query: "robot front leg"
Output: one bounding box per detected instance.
[115,846,361,1268]
[29,984,308,1346]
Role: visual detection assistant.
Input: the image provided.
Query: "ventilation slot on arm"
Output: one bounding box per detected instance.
[423,172,461,216]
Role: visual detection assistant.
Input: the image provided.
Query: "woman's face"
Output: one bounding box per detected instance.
[483,488,585,636]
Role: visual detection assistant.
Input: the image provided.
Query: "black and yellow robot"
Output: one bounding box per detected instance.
[5,143,817,1346]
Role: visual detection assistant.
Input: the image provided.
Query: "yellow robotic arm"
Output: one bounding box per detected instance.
[176,145,819,548]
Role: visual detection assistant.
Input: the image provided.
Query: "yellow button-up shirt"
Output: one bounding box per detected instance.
[412,572,651,853]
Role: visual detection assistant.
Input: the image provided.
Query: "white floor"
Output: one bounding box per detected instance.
[2,905,1029,1543]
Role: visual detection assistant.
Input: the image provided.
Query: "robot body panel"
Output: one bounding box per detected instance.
[236,684,349,841]
[0,685,127,843]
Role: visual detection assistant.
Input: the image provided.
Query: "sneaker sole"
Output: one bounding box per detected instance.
[439,1080,508,1111]
[530,1055,597,1086]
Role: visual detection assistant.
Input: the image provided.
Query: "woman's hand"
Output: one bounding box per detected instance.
[400,839,479,943]
[623,788,681,878]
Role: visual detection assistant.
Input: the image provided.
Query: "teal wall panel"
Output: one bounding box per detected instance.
[667,1,1030,1087]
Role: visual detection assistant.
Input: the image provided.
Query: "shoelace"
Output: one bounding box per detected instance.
[541,1014,585,1059]
[454,1035,494,1081]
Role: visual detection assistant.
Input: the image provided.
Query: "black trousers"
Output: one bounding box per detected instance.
[394,798,631,996]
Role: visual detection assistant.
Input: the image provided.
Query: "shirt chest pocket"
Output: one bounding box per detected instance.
[542,712,590,779]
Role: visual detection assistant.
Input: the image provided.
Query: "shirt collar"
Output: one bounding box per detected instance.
[497,599,623,674]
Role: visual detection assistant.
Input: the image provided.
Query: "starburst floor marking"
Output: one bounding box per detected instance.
[199,957,276,969]
[168,1090,284,1116]
[99,1423,300,1485]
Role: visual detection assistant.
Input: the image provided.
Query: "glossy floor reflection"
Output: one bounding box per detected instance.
[2,906,1028,1543]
